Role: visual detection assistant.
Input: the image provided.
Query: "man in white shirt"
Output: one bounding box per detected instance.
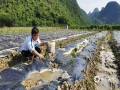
[21,27,47,61]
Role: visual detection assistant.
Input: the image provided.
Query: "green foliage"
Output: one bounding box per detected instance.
[92,18,103,25]
[45,52,49,58]
[58,16,68,24]
[0,0,92,27]
[0,10,14,27]
[80,24,120,30]
[69,60,74,64]
[74,47,78,52]
[70,52,76,58]
[60,43,63,48]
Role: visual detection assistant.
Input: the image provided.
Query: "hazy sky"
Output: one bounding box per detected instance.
[76,0,120,14]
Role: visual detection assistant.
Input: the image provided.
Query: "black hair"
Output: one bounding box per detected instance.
[31,26,39,35]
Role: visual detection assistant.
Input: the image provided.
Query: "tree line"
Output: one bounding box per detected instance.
[79,24,120,30]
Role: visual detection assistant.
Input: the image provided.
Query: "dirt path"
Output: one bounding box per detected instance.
[95,32,120,90]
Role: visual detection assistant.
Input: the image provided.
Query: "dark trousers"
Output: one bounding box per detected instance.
[21,47,41,57]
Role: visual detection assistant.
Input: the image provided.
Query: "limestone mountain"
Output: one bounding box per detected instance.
[98,1,120,24]
[88,8,103,25]
[93,8,99,12]
[88,12,92,16]
[0,0,92,27]
[88,8,99,18]
[90,1,120,24]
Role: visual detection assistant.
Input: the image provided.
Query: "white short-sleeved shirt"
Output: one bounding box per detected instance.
[21,35,41,53]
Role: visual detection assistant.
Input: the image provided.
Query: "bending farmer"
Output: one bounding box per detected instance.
[21,27,47,61]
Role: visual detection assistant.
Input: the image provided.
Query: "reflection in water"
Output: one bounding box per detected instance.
[96,78,110,90]
[28,70,63,82]
[22,69,63,89]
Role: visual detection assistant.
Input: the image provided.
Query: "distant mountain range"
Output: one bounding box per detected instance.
[88,8,99,18]
[89,1,120,24]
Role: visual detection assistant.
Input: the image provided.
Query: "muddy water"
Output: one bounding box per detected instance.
[22,69,63,89]
[28,70,62,82]
[95,35,120,90]
[96,79,110,90]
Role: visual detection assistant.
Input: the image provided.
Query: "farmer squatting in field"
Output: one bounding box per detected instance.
[21,27,47,61]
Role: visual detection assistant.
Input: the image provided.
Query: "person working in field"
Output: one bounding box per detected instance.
[21,26,47,61]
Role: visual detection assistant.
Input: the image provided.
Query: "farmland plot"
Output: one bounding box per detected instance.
[0,30,94,58]
[0,30,93,51]
[0,30,119,90]
[94,31,119,90]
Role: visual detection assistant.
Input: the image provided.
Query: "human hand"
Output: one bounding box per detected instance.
[39,54,45,61]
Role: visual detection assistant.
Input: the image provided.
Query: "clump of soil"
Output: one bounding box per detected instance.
[0,50,28,72]
[22,79,40,90]
[58,80,80,90]
[48,61,59,68]
[0,57,9,72]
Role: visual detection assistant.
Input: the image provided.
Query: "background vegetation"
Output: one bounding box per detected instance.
[0,0,92,28]
[79,24,120,30]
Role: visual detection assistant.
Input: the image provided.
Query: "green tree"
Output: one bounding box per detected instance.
[58,16,68,24]
[0,10,14,27]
